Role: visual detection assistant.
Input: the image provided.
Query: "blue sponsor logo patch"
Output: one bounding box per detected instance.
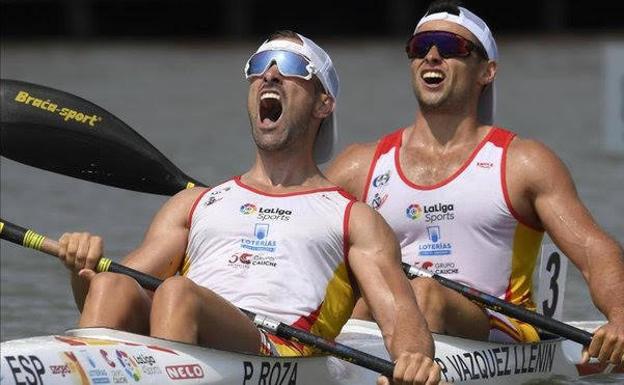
[254,224,269,240]
[241,223,277,252]
[371,193,388,210]
[418,226,452,256]
[79,350,111,384]
[372,170,391,188]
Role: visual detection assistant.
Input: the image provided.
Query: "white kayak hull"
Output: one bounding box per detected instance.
[1,320,619,385]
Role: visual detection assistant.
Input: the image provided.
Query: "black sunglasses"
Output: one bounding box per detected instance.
[406,31,488,59]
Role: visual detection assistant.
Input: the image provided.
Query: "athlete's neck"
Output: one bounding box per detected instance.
[407,112,490,150]
[241,154,330,192]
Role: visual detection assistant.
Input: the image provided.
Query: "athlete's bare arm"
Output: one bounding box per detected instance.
[507,138,624,364]
[347,202,440,385]
[121,187,206,276]
[325,142,377,200]
[59,187,207,311]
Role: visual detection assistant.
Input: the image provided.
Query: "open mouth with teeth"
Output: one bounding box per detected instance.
[422,71,445,85]
[260,92,283,123]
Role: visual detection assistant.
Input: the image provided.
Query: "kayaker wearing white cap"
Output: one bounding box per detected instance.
[58,30,441,385]
[327,0,624,365]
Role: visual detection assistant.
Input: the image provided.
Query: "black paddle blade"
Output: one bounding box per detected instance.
[0,79,205,195]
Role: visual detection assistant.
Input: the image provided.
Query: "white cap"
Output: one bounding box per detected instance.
[252,33,339,164]
[415,6,498,125]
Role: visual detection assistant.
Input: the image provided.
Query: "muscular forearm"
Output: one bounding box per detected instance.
[586,238,624,320]
[70,272,90,312]
[383,301,435,360]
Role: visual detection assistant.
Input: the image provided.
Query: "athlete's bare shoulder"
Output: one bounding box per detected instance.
[171,186,210,205]
[506,135,571,188]
[155,186,211,226]
[325,141,379,200]
[505,134,577,228]
[347,200,401,257]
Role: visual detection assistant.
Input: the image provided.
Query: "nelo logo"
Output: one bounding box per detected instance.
[166,364,204,380]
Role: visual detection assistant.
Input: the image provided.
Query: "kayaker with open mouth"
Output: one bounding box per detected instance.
[326,0,624,366]
[57,31,441,385]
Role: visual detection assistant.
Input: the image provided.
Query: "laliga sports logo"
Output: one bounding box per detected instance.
[405,204,423,220]
[116,350,141,381]
[240,203,257,215]
[240,204,292,221]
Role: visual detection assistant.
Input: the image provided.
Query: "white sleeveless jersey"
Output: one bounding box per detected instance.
[363,128,544,309]
[183,177,356,341]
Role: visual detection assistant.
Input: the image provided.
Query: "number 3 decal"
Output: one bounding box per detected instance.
[542,252,561,318]
[538,245,568,320]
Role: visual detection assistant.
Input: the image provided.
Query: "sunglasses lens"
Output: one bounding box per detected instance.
[246,50,312,78]
[406,31,472,59]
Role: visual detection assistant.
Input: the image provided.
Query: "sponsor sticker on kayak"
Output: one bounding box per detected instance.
[4,355,45,385]
[242,361,298,385]
[166,364,204,380]
[79,349,111,384]
[434,342,558,383]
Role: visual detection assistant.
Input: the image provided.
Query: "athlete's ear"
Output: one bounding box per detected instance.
[314,93,335,119]
[479,60,497,87]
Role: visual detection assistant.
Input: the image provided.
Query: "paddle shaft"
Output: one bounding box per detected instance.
[402,262,593,346]
[0,219,395,377]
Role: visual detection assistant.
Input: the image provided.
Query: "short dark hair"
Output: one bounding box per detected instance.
[267,30,301,42]
[425,0,463,16]
[265,30,325,95]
